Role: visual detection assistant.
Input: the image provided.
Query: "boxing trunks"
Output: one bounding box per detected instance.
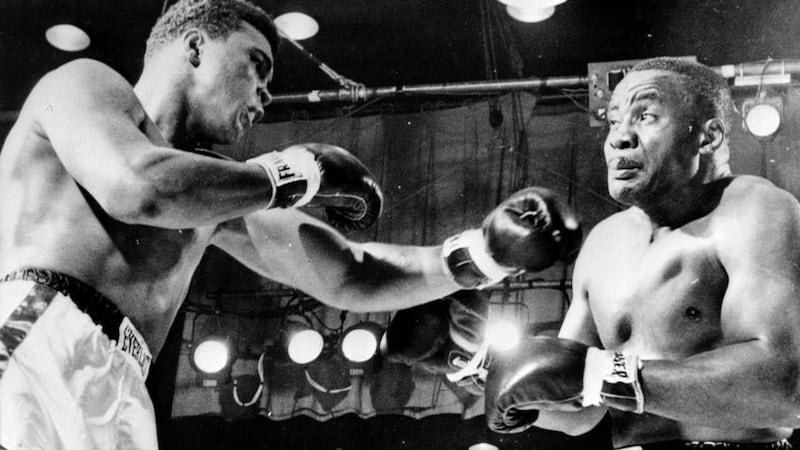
[0,268,157,450]
[641,439,792,449]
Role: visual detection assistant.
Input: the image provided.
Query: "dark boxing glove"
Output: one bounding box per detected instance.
[381,290,490,395]
[442,187,582,289]
[485,336,644,434]
[248,143,383,231]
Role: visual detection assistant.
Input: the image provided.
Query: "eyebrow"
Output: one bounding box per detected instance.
[251,48,274,81]
[608,86,662,113]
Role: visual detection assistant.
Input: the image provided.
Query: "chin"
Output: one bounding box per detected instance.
[609,184,638,206]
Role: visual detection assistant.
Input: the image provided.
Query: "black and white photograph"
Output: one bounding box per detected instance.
[2,1,800,449]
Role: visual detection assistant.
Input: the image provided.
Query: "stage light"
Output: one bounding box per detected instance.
[497,0,565,7]
[498,0,565,23]
[506,5,556,22]
[469,444,499,450]
[190,335,236,386]
[45,24,90,52]
[283,316,325,365]
[485,317,522,352]
[742,94,783,140]
[339,322,384,373]
[275,12,319,41]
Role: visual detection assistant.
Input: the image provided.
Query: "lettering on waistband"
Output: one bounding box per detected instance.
[118,317,152,379]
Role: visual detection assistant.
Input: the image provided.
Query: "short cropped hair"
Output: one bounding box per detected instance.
[630,57,733,130]
[145,0,280,61]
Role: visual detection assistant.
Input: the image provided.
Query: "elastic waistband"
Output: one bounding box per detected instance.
[1,268,126,342]
[642,439,792,450]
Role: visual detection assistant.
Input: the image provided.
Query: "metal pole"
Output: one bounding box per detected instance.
[483,279,572,292]
[271,60,800,106]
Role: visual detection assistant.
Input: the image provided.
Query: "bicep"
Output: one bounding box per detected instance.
[212,208,356,292]
[719,191,800,348]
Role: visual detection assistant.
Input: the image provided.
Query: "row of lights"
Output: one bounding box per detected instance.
[189,318,388,386]
[43,11,320,54]
[190,314,524,385]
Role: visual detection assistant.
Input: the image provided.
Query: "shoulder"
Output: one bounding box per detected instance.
[36,59,127,92]
[716,175,800,223]
[572,209,636,276]
[581,209,637,249]
[30,59,139,111]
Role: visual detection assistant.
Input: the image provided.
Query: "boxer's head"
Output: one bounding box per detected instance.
[603,57,732,207]
[629,57,733,132]
[145,0,280,62]
[143,0,280,145]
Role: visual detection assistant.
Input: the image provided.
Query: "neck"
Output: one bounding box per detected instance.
[133,62,194,149]
[639,164,732,235]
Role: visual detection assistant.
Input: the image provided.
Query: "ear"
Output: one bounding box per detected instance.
[697,117,725,156]
[182,28,204,67]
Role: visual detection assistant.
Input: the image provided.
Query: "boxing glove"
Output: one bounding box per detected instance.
[485,336,643,433]
[442,187,582,289]
[381,290,489,395]
[248,143,383,231]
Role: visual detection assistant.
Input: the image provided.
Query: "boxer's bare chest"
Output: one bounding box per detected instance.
[587,220,728,358]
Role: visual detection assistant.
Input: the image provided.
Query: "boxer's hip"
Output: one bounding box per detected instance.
[0,267,152,380]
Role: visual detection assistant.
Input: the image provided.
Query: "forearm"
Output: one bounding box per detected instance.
[641,340,800,428]
[110,152,274,228]
[298,223,460,312]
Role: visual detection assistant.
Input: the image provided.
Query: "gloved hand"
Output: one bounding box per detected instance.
[441,187,582,289]
[485,336,643,433]
[380,290,489,395]
[248,143,383,231]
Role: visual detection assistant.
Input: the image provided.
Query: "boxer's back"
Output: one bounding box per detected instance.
[0,60,214,354]
[580,176,791,446]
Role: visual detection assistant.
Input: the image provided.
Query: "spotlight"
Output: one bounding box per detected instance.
[497,0,565,23]
[497,0,566,7]
[190,335,236,387]
[274,12,319,41]
[485,317,522,352]
[742,94,783,140]
[45,24,91,52]
[339,322,384,373]
[282,316,325,365]
[505,5,556,23]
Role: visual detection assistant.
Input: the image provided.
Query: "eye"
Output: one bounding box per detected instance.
[250,54,272,79]
[639,113,656,123]
[606,118,620,129]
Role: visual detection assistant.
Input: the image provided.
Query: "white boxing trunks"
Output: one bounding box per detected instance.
[0,269,157,450]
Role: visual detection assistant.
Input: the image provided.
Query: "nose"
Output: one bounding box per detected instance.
[250,87,271,123]
[607,122,638,150]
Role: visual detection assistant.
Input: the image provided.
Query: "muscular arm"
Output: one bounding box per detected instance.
[212,208,462,312]
[533,230,609,436]
[32,59,273,228]
[640,181,800,428]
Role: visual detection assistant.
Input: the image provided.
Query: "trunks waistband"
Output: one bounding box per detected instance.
[641,439,792,450]
[1,268,126,342]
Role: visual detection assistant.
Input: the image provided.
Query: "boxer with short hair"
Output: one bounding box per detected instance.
[0,0,580,448]
[485,57,800,449]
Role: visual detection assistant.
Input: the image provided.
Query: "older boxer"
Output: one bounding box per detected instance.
[485,57,800,450]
